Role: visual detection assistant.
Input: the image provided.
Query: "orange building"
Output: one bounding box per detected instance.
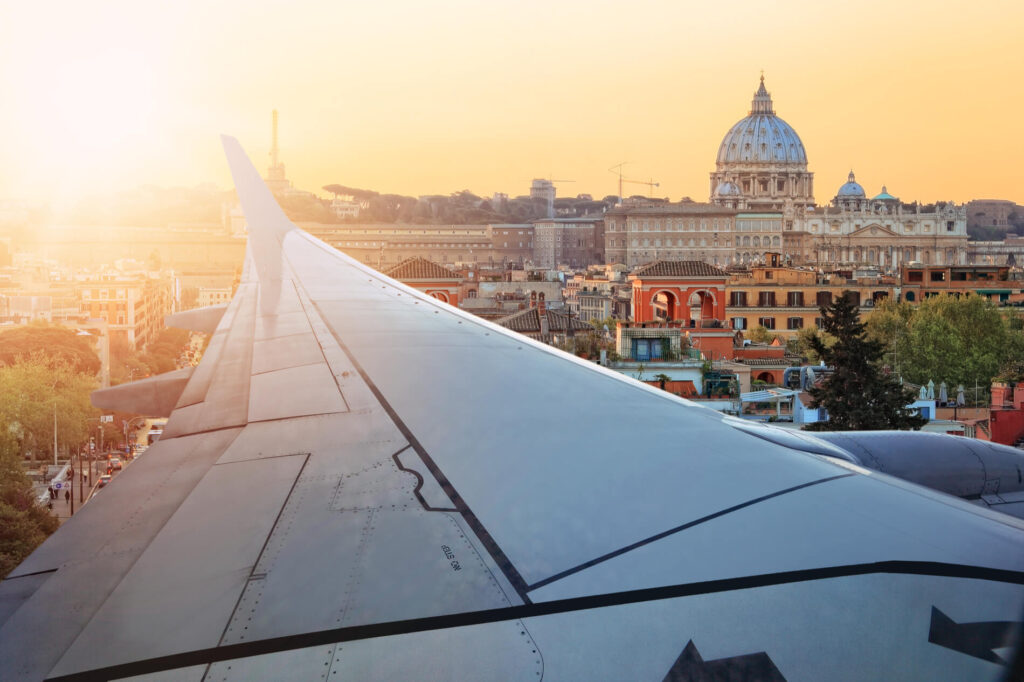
[629,261,728,325]
[383,257,463,306]
[78,276,171,350]
[724,253,897,338]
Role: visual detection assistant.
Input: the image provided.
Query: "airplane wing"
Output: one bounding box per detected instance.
[1,137,1023,681]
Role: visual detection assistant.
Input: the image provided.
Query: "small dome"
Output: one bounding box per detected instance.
[836,170,865,198]
[872,185,897,201]
[715,181,742,197]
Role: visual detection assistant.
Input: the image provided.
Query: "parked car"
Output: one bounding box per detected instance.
[109,458,122,471]
[97,474,112,488]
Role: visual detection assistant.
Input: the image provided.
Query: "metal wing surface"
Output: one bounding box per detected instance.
[1,137,1023,681]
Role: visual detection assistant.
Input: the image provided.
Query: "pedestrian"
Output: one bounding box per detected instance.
[48,485,54,499]
[64,489,70,503]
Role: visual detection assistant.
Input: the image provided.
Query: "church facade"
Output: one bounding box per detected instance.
[609,78,968,269]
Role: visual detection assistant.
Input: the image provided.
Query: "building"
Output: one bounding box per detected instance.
[530,179,557,219]
[495,292,590,343]
[724,253,896,338]
[801,177,968,268]
[79,275,172,350]
[968,235,1024,266]
[705,78,969,269]
[604,203,744,267]
[709,75,814,217]
[302,223,533,269]
[531,217,604,269]
[967,199,1023,230]
[900,263,1023,304]
[628,261,728,326]
[578,290,613,323]
[383,257,464,306]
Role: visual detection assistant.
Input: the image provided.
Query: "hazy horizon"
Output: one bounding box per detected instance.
[3,0,1023,206]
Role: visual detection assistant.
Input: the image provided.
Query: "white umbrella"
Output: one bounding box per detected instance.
[956,385,966,407]
[805,366,816,388]
[939,382,948,404]
[926,380,935,400]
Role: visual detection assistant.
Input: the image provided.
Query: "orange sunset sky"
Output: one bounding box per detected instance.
[2,0,1022,206]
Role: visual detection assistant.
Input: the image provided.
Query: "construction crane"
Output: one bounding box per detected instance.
[608,162,660,201]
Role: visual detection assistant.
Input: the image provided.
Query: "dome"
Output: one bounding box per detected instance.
[837,170,865,198]
[872,185,897,201]
[715,181,742,197]
[716,77,808,167]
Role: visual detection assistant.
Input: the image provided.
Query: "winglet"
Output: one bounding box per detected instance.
[221,136,291,307]
[220,135,294,241]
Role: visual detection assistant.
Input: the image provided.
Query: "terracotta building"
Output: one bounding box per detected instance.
[629,261,728,326]
[383,257,464,306]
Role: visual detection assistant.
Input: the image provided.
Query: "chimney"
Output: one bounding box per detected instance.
[538,293,549,336]
[530,291,537,308]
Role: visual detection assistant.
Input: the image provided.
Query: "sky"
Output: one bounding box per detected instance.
[2,0,1023,207]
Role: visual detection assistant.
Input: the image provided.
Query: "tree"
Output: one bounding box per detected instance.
[867,294,1024,392]
[746,325,777,344]
[786,325,835,363]
[653,373,672,391]
[804,294,925,431]
[0,429,59,577]
[0,358,98,464]
[0,322,101,375]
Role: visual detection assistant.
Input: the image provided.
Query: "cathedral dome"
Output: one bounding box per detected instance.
[837,171,865,198]
[715,77,808,167]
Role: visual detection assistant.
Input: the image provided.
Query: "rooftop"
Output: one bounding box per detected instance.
[631,261,730,278]
[496,307,592,335]
[383,257,460,280]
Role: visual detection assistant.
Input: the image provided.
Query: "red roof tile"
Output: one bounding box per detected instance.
[384,257,459,280]
[631,261,729,278]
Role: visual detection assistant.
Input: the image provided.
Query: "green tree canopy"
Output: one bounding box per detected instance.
[0,358,98,463]
[805,293,925,431]
[867,294,1024,389]
[785,325,835,363]
[0,429,59,577]
[0,322,101,375]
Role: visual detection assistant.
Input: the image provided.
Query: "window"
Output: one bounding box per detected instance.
[759,316,776,329]
[930,271,945,282]
[787,291,803,306]
[843,291,860,306]
[758,291,776,307]
[816,292,832,307]
[730,291,747,306]
[946,221,954,231]
[787,317,803,330]
[732,317,747,330]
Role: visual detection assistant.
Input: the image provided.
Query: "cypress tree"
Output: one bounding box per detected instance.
[804,292,925,431]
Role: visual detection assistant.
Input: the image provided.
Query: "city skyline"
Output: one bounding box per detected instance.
[3,1,1024,206]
